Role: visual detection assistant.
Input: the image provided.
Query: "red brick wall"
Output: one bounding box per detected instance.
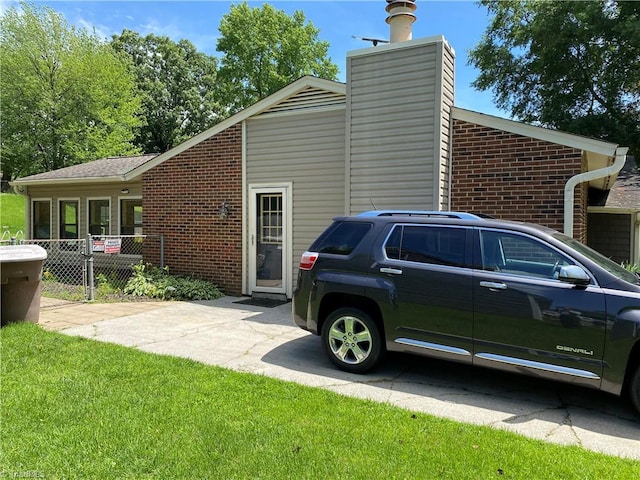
[451,120,588,242]
[142,124,243,295]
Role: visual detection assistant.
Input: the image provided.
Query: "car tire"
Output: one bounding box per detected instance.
[630,364,640,415]
[321,308,383,374]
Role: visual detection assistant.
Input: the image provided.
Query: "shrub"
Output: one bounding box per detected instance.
[124,262,223,301]
[95,273,120,296]
[42,269,59,282]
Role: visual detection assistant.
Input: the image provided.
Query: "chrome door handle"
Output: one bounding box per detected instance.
[480,281,507,291]
[380,267,403,275]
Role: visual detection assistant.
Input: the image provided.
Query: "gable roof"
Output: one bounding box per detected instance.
[452,107,623,191]
[11,154,158,186]
[452,107,619,157]
[11,76,345,187]
[604,157,640,210]
[13,79,625,192]
[123,76,346,181]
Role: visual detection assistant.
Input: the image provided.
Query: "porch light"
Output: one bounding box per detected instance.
[219,202,230,220]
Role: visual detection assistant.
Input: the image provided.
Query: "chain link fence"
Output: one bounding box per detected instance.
[89,235,164,300]
[1,234,164,302]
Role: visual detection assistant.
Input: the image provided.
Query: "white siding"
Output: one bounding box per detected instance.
[346,37,452,213]
[246,108,346,285]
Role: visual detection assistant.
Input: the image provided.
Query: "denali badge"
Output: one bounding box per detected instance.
[556,345,594,356]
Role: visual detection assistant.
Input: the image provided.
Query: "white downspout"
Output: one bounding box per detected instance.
[564,146,629,237]
[634,213,640,265]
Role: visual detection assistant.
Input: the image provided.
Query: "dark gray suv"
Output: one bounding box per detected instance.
[293,211,640,413]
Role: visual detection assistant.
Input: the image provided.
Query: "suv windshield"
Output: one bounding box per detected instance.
[553,233,639,285]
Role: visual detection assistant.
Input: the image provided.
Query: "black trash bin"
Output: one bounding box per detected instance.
[0,245,47,326]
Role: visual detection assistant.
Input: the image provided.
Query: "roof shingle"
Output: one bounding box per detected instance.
[13,154,158,183]
[605,157,640,210]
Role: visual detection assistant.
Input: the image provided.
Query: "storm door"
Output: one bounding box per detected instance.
[249,186,289,296]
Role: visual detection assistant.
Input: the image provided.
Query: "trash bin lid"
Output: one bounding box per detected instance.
[0,245,47,262]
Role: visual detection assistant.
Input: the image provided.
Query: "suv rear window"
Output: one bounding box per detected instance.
[310,221,372,255]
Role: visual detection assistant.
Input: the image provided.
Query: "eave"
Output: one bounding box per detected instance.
[452,107,621,190]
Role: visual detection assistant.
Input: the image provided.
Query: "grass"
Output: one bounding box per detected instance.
[1,324,639,479]
[0,192,26,239]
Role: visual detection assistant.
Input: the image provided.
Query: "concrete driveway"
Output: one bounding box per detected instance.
[40,296,640,460]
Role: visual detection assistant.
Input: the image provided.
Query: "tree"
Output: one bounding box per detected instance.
[468,0,640,156]
[216,2,339,113]
[110,30,223,154]
[0,2,141,181]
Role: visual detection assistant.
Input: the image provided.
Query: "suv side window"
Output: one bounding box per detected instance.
[479,229,572,279]
[385,225,467,267]
[311,221,372,255]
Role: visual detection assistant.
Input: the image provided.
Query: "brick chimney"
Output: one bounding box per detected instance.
[385,0,417,43]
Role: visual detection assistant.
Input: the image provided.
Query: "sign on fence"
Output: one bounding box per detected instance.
[104,238,122,254]
[92,238,122,254]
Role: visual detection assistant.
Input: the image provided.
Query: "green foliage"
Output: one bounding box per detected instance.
[469,1,640,156]
[0,193,26,236]
[124,262,223,301]
[217,2,339,113]
[2,324,640,478]
[42,269,59,283]
[95,272,120,296]
[622,263,640,274]
[110,30,223,154]
[172,276,222,301]
[0,2,141,181]
[123,262,169,298]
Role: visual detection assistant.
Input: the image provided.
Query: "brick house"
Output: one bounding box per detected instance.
[13,26,635,298]
[588,157,640,264]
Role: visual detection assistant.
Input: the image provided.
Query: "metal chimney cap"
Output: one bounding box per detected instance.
[386,0,417,42]
[385,0,417,14]
[385,11,417,25]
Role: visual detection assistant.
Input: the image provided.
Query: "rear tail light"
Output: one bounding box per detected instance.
[299,251,319,270]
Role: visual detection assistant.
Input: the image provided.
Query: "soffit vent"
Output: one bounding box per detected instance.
[256,86,346,116]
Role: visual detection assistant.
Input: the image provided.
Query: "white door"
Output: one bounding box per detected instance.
[249,185,290,296]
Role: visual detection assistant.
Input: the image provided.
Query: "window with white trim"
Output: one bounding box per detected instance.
[88,199,110,235]
[259,194,282,244]
[32,200,51,239]
[60,200,79,239]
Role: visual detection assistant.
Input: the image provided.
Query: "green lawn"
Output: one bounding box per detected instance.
[0,192,26,238]
[1,324,639,479]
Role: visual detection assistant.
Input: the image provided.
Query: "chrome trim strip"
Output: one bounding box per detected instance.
[395,338,471,356]
[358,210,482,220]
[475,353,600,380]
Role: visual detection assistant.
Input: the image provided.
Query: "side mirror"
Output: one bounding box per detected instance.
[558,265,591,286]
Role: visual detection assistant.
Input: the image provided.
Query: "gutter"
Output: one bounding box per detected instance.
[10,175,134,188]
[564,146,629,237]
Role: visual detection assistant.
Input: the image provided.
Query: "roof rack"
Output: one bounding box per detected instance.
[357,210,485,220]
